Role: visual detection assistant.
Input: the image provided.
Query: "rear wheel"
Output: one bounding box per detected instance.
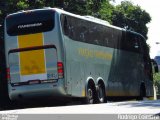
[97,84,105,103]
[84,84,96,104]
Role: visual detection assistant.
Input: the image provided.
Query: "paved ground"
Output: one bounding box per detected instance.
[0,100,160,114]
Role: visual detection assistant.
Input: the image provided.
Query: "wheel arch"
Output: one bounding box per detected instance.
[96,77,106,92]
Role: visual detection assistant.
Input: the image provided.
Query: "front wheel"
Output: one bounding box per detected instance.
[137,85,146,101]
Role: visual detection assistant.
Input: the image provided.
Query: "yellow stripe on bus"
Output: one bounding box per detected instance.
[18,33,46,75]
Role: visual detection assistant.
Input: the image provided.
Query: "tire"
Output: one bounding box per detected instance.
[84,84,96,104]
[140,88,144,100]
[137,85,146,101]
[97,84,105,103]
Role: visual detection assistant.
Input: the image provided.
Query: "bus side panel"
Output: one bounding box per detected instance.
[64,36,113,97]
[64,40,84,96]
[107,31,144,97]
[108,49,142,97]
[144,74,154,97]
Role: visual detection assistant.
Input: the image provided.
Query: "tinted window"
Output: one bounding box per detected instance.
[121,32,141,53]
[61,15,120,48]
[6,9,55,36]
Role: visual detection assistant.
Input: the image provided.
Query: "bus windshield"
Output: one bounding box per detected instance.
[6,9,55,36]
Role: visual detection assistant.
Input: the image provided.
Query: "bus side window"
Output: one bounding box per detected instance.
[79,20,89,42]
[121,31,131,51]
[61,15,69,36]
[67,17,75,40]
[134,36,141,53]
[63,16,69,36]
[124,32,140,53]
[117,30,125,50]
[103,27,112,47]
[111,29,121,49]
[89,24,99,45]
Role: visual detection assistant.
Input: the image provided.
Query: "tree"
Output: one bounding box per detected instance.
[153,73,160,95]
[0,0,152,39]
[98,0,114,23]
[111,1,151,39]
[63,0,89,15]
[63,0,104,15]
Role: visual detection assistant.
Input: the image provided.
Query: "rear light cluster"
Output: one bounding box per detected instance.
[57,62,64,79]
[7,68,10,80]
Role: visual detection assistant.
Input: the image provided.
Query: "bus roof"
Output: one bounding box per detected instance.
[6,7,145,39]
[53,8,124,31]
[6,7,124,32]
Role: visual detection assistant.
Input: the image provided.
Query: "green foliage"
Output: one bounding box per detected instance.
[0,0,151,41]
[111,1,151,39]
[154,73,160,83]
[153,73,160,94]
[63,0,89,15]
[98,0,114,23]
[63,0,104,15]
[16,1,29,10]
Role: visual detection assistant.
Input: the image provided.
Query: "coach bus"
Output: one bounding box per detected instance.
[4,8,157,104]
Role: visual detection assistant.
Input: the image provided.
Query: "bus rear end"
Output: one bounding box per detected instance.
[5,9,65,100]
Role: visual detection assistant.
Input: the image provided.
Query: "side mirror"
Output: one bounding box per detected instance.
[151,59,159,73]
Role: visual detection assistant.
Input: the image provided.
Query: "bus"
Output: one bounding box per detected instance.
[154,56,160,71]
[4,8,157,104]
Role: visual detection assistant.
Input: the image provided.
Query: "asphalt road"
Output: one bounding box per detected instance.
[0,100,160,114]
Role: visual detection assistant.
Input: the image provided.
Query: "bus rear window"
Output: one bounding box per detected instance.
[6,9,55,36]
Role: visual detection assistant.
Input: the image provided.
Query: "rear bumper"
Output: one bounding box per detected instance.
[8,79,67,100]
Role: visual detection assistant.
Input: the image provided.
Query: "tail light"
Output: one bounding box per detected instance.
[57,62,64,79]
[7,68,10,80]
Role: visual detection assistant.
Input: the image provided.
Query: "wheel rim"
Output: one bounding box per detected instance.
[87,88,94,104]
[98,85,104,103]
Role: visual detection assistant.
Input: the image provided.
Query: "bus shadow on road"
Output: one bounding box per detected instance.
[116,100,160,108]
